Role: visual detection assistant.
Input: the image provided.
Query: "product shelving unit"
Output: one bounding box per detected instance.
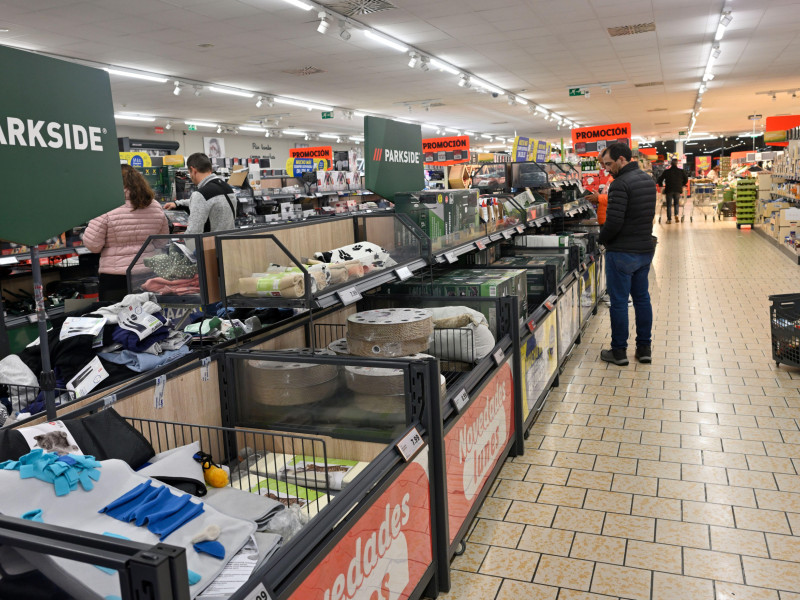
[735,178,757,228]
[3,201,608,600]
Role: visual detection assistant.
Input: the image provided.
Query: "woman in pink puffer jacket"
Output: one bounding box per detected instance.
[83,165,169,301]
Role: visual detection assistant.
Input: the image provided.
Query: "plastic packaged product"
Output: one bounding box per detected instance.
[346,308,433,358]
[264,504,309,542]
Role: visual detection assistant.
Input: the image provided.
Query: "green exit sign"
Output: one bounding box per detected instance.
[569,88,586,97]
[187,124,197,131]
[321,111,334,119]
[678,130,687,136]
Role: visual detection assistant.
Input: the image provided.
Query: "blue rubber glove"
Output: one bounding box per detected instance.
[193,540,225,559]
[21,509,44,523]
[149,499,204,541]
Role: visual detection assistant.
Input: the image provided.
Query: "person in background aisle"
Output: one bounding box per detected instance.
[706,164,720,183]
[163,153,236,233]
[656,159,688,224]
[83,165,170,302]
[598,142,657,366]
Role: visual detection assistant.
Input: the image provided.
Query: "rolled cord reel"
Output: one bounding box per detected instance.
[346,308,433,358]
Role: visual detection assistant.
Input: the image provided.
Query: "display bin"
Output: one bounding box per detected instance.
[557,272,581,363]
[769,293,800,368]
[126,233,219,306]
[578,261,597,327]
[520,296,560,430]
[215,213,428,310]
[4,384,77,424]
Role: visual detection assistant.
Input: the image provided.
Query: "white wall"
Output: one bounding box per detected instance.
[115,124,362,167]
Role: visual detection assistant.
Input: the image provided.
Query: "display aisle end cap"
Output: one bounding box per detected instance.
[0,45,123,246]
[364,116,424,200]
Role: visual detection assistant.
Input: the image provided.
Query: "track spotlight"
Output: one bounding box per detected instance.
[173,81,182,96]
[339,21,351,40]
[458,75,471,88]
[408,53,419,68]
[216,126,222,134]
[423,104,430,112]
[193,85,202,96]
[265,130,270,138]
[508,96,516,106]
[420,57,430,71]
[528,105,535,114]
[317,12,331,34]
[304,134,309,141]
[256,96,264,108]
[165,121,172,130]
[605,87,611,95]
[793,92,797,99]
[772,93,777,101]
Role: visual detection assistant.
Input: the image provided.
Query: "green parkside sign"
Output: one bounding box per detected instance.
[364,116,424,200]
[0,45,123,245]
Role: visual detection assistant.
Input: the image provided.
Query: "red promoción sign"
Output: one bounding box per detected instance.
[422,135,470,166]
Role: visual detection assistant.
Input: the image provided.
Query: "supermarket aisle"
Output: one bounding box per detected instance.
[440,221,800,600]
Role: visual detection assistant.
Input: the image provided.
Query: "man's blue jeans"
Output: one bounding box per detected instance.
[605,251,654,351]
[665,192,681,220]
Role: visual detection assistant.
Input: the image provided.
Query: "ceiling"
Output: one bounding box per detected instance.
[1,0,799,148]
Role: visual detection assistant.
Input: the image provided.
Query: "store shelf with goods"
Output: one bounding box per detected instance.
[216,213,429,312]
[735,178,757,228]
[3,305,66,329]
[753,225,800,265]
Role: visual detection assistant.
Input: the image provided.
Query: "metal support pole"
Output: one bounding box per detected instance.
[0,287,10,357]
[29,246,57,420]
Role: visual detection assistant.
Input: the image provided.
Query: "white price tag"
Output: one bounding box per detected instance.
[173,242,197,263]
[396,426,425,462]
[0,256,19,266]
[493,348,505,365]
[337,287,362,306]
[515,225,525,234]
[154,375,167,409]
[502,230,512,239]
[546,215,554,223]
[475,240,486,251]
[395,266,413,281]
[452,389,470,413]
[444,251,457,264]
[27,313,40,323]
[75,246,91,255]
[200,357,211,382]
[243,583,271,600]
[103,393,118,408]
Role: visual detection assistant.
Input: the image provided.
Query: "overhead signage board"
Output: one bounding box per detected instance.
[765,115,800,146]
[422,135,470,166]
[285,157,330,177]
[321,111,334,119]
[571,122,632,156]
[534,140,548,162]
[365,116,424,199]
[569,88,586,97]
[0,45,123,245]
[289,145,333,163]
[511,136,531,162]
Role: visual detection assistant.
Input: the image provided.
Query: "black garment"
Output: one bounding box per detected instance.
[599,162,657,254]
[657,165,688,194]
[98,273,128,303]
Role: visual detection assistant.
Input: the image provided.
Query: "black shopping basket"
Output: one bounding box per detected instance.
[769,294,800,368]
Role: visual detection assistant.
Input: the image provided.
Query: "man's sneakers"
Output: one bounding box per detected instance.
[600,348,629,366]
[635,346,652,363]
[666,219,672,224]
[601,295,633,307]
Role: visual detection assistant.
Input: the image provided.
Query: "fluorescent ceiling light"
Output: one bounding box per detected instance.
[353,111,367,117]
[239,126,266,132]
[480,134,493,140]
[429,59,459,75]
[319,134,339,139]
[496,137,506,143]
[444,128,460,134]
[364,30,408,53]
[114,114,155,122]
[534,105,548,115]
[515,97,528,105]
[283,130,308,136]
[715,22,727,40]
[420,124,438,131]
[349,136,364,141]
[484,144,509,149]
[105,68,168,83]
[475,81,503,95]
[208,86,253,98]
[278,0,314,10]
[184,120,217,128]
[274,97,333,111]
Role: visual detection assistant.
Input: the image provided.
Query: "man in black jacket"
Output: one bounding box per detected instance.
[656,159,688,224]
[598,143,657,366]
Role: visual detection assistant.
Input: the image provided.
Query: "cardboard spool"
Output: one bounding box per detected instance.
[245,349,338,406]
[346,308,433,358]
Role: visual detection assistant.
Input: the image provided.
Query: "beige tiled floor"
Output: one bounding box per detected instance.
[437,220,800,600]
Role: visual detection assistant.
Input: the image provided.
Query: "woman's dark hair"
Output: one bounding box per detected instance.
[121,164,155,210]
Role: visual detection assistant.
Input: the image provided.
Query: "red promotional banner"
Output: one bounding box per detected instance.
[765,115,800,146]
[422,135,470,166]
[290,145,333,163]
[445,362,514,543]
[288,449,432,600]
[571,123,631,156]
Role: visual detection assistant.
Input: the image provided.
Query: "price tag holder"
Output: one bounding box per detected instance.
[475,240,486,251]
[544,300,555,311]
[75,246,91,255]
[0,256,19,266]
[452,389,470,413]
[154,375,167,409]
[396,426,425,462]
[103,393,118,408]
[502,230,512,240]
[337,287,362,306]
[244,583,272,600]
[493,348,505,365]
[27,313,38,323]
[527,320,536,333]
[200,357,211,382]
[515,225,525,234]
[395,266,413,281]
[444,251,457,264]
[546,215,554,223]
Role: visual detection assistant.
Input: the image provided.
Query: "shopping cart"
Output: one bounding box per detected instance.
[691,183,718,222]
[769,293,800,369]
[658,193,687,223]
